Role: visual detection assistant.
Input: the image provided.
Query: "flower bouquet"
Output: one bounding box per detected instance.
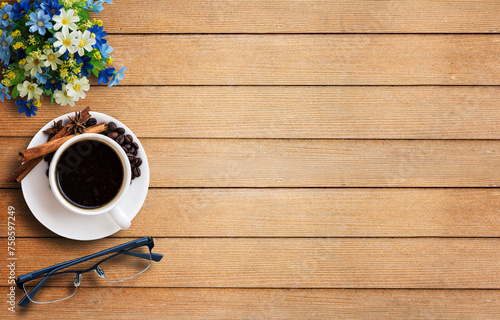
[0,0,126,116]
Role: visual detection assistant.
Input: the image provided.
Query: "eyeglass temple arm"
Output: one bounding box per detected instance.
[17,237,153,283]
[124,251,163,262]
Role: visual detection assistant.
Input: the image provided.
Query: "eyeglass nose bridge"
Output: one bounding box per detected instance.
[94,266,106,278]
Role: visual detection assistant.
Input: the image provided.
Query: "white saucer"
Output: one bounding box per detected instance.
[21,112,150,241]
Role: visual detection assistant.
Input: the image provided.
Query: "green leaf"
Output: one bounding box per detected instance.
[11,86,19,99]
[92,67,99,77]
[44,89,52,96]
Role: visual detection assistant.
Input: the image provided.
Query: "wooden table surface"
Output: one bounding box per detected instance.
[2,1,500,319]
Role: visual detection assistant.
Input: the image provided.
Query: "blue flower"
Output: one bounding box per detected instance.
[98,67,114,85]
[32,0,43,9]
[0,32,13,65]
[75,54,93,77]
[0,83,10,102]
[16,99,37,117]
[41,0,63,17]
[44,77,63,92]
[100,43,113,59]
[86,0,104,14]
[11,0,32,21]
[88,24,107,50]
[35,67,50,84]
[0,4,12,27]
[26,9,53,36]
[108,66,126,87]
[0,20,14,32]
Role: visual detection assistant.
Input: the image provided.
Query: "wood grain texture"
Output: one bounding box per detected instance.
[2,188,500,237]
[5,238,500,288]
[2,86,500,139]
[103,34,500,85]
[2,138,499,188]
[4,288,500,319]
[95,0,500,34]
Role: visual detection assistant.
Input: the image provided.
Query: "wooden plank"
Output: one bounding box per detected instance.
[5,238,500,288]
[2,86,500,139]
[1,138,499,188]
[4,288,500,319]
[99,34,500,85]
[2,188,500,238]
[95,0,500,34]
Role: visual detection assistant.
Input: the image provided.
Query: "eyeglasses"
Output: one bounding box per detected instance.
[15,236,163,307]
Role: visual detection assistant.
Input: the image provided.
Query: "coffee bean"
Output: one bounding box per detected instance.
[124,134,133,144]
[116,127,125,134]
[86,118,97,127]
[132,142,139,150]
[44,152,54,162]
[132,148,138,156]
[123,144,131,150]
[107,132,119,140]
[122,146,129,153]
[128,154,136,162]
[108,122,117,132]
[129,146,135,154]
[115,134,125,145]
[132,167,139,177]
[135,158,142,167]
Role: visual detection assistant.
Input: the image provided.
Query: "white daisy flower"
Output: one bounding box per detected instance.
[75,30,96,56]
[52,9,79,32]
[17,81,43,100]
[53,28,79,54]
[24,56,44,77]
[54,85,76,107]
[67,77,90,101]
[40,48,63,70]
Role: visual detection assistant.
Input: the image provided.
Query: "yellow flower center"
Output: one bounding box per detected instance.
[27,85,34,91]
[2,13,7,20]
[33,59,40,66]
[50,79,56,84]
[73,83,81,92]
[90,33,95,38]
[63,38,71,46]
[62,18,68,25]
[37,20,44,27]
[48,53,55,61]
[1,40,6,47]
[78,40,85,48]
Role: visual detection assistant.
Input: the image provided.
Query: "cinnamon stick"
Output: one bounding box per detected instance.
[18,123,107,163]
[6,107,92,183]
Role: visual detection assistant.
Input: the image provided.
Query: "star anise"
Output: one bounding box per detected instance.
[44,120,63,135]
[67,111,89,134]
[43,120,64,140]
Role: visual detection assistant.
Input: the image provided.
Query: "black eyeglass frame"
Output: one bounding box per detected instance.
[15,236,163,307]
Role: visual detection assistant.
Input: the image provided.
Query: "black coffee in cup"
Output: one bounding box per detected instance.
[55,140,124,209]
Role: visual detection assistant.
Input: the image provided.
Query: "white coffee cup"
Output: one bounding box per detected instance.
[48,133,132,230]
